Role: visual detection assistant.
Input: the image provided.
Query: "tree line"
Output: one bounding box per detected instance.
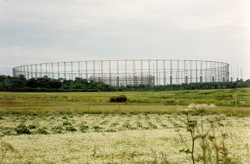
[0,75,249,92]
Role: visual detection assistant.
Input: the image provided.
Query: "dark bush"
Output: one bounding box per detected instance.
[62,121,76,132]
[51,125,63,134]
[65,125,77,132]
[109,95,127,102]
[62,121,72,126]
[28,124,36,129]
[37,128,49,135]
[79,125,89,133]
[92,125,103,132]
[15,123,30,135]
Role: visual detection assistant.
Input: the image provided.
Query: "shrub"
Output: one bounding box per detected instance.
[15,123,30,135]
[92,125,103,132]
[148,121,157,129]
[63,121,76,132]
[79,125,89,133]
[63,121,72,126]
[37,128,49,135]
[65,125,77,132]
[109,95,127,102]
[28,124,36,129]
[110,122,119,127]
[51,125,63,134]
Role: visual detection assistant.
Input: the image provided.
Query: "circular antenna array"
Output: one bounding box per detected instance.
[13,59,229,86]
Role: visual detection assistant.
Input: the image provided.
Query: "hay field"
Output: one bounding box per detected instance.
[0,90,250,163]
[0,114,249,164]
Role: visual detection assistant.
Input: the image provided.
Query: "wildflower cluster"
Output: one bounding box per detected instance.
[177,103,235,164]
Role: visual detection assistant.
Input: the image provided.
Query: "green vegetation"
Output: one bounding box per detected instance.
[15,123,30,135]
[0,108,249,163]
[0,75,115,92]
[109,95,128,102]
[178,104,237,164]
[0,89,249,115]
[0,75,250,92]
[0,91,249,163]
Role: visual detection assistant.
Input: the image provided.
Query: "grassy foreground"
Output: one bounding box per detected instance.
[0,88,250,115]
[0,89,250,163]
[0,113,249,163]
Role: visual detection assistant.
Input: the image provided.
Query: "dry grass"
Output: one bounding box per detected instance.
[0,91,249,163]
[0,114,249,163]
[1,88,250,107]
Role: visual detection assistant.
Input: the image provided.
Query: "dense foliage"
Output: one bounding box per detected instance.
[0,75,115,92]
[0,75,249,92]
[109,95,128,102]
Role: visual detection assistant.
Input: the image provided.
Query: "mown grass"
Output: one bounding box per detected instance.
[0,89,249,163]
[0,88,250,116]
[1,103,250,117]
[0,113,249,163]
[1,88,249,105]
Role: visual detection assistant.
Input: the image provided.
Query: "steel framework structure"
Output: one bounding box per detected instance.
[13,59,229,86]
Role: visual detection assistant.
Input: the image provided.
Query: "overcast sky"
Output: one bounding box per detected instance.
[0,0,249,79]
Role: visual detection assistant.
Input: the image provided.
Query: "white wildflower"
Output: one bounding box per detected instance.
[206,115,218,122]
[201,104,209,110]
[195,104,202,110]
[206,114,225,122]
[209,104,217,109]
[188,103,196,109]
[198,117,206,123]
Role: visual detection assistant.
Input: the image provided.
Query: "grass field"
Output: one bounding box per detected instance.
[0,89,250,163]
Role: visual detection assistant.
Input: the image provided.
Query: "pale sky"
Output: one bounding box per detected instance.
[0,0,249,79]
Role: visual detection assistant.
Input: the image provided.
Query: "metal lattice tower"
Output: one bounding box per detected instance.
[13,59,230,86]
